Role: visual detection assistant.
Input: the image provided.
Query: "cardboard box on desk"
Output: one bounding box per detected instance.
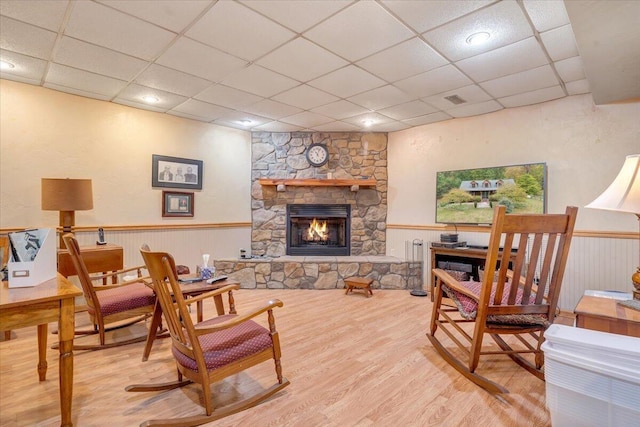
[8,228,56,288]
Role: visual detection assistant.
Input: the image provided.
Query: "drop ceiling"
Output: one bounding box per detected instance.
[0,0,638,133]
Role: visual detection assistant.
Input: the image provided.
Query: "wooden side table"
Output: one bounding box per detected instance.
[57,244,123,282]
[574,295,640,338]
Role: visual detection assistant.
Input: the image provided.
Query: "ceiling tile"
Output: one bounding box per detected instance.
[43,82,113,101]
[0,0,68,31]
[540,24,579,62]
[114,83,188,109]
[0,49,47,83]
[381,0,494,33]
[342,112,394,128]
[422,84,492,110]
[135,64,212,98]
[378,100,437,120]
[166,110,209,122]
[195,84,263,109]
[402,111,452,127]
[280,111,333,128]
[394,64,472,98]
[55,36,148,81]
[311,121,361,132]
[310,100,369,120]
[272,85,339,110]
[0,16,56,59]
[422,1,532,62]
[221,65,299,98]
[156,37,248,82]
[305,1,414,62]
[45,63,127,98]
[257,37,348,82]
[171,98,235,121]
[348,85,413,110]
[456,37,548,82]
[97,0,212,33]
[565,79,590,95]
[499,85,565,108]
[308,65,386,98]
[239,0,350,33]
[554,56,586,82]
[522,0,570,32]
[214,111,270,128]
[65,1,175,61]
[186,1,295,62]
[479,65,558,98]
[447,99,503,117]
[356,37,448,83]
[113,98,168,113]
[243,99,302,120]
[368,121,411,132]
[254,121,303,132]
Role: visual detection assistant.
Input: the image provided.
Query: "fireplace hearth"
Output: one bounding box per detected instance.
[287,204,350,256]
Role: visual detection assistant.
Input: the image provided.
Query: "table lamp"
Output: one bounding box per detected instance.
[41,178,93,249]
[586,154,640,299]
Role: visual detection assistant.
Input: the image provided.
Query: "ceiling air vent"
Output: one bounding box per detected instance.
[444,95,467,105]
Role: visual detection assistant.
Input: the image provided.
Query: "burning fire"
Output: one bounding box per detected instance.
[306,218,328,242]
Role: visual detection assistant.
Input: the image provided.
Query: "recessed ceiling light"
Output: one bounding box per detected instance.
[466,32,490,45]
[363,120,375,127]
[142,95,159,104]
[0,60,15,70]
[238,119,253,126]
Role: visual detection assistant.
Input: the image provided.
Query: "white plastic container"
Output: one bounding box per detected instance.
[541,324,640,427]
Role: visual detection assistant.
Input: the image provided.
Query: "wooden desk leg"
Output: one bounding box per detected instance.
[37,323,48,381]
[197,300,204,323]
[142,301,163,362]
[213,294,225,316]
[59,297,75,427]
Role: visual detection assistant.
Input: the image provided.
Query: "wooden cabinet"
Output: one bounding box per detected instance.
[57,244,123,281]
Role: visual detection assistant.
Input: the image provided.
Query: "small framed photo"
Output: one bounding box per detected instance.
[162,191,194,217]
[152,154,203,190]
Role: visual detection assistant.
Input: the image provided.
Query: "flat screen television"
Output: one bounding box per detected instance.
[436,162,547,225]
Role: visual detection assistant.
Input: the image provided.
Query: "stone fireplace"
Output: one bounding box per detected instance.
[251,132,388,257]
[287,204,350,256]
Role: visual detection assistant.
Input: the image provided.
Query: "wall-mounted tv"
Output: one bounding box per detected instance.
[436,162,547,225]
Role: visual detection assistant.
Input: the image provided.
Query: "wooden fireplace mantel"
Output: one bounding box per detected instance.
[258,178,376,189]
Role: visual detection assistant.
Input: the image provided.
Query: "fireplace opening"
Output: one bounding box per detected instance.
[287,204,350,256]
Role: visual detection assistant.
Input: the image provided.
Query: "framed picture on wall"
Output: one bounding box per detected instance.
[152,154,203,190]
[162,191,194,217]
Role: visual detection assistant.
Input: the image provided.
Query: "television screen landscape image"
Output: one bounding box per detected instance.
[436,162,547,225]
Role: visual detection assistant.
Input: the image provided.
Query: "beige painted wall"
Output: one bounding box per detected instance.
[387,94,640,232]
[0,80,251,229]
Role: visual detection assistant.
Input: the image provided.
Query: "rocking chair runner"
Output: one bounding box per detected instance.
[61,234,156,350]
[428,205,578,394]
[127,248,289,427]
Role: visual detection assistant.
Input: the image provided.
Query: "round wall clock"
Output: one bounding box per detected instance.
[306,143,329,167]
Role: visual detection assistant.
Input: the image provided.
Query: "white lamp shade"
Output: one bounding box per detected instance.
[586,154,640,214]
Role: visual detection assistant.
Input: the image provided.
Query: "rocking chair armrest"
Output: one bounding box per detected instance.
[433,268,479,301]
[193,299,284,335]
[92,276,152,291]
[182,283,241,305]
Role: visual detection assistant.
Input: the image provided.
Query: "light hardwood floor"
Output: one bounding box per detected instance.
[0,289,565,426]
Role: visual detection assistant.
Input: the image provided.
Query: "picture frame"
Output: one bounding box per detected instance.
[162,191,194,217]
[152,154,203,190]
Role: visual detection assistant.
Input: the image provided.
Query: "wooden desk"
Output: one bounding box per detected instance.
[141,277,240,361]
[0,275,82,427]
[574,295,640,338]
[57,244,123,280]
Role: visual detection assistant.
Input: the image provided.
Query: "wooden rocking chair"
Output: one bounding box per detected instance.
[61,234,155,350]
[428,205,578,393]
[126,248,289,427]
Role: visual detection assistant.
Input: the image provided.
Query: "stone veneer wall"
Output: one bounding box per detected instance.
[251,132,388,257]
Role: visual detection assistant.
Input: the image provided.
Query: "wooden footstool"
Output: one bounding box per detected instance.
[344,277,374,297]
